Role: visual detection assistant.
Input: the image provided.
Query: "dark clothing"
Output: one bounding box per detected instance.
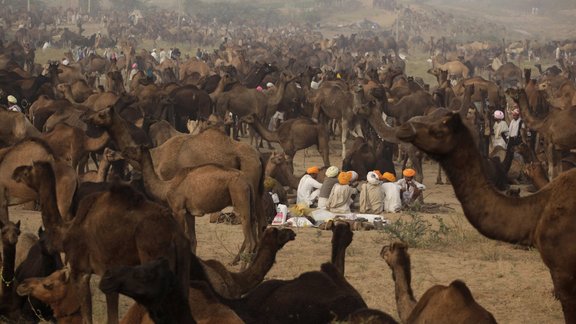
[319,177,338,199]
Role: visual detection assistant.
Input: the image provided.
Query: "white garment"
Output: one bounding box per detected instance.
[151,52,159,62]
[381,182,402,213]
[493,120,509,149]
[8,105,22,112]
[508,117,522,138]
[296,174,322,207]
[326,183,357,214]
[159,50,167,63]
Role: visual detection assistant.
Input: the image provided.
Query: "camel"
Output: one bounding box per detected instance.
[0,110,40,147]
[433,60,470,79]
[264,152,301,190]
[148,119,187,147]
[395,108,576,323]
[100,258,195,324]
[12,161,191,324]
[491,62,522,88]
[311,79,362,158]
[524,161,549,190]
[122,145,259,265]
[83,109,267,240]
[17,269,81,324]
[194,220,367,323]
[199,227,295,298]
[0,138,77,223]
[241,113,330,168]
[382,242,497,323]
[55,80,94,103]
[507,88,576,178]
[41,123,110,171]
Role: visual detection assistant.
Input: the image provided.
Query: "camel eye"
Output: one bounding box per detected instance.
[43,283,54,290]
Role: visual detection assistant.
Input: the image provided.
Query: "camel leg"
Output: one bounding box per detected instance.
[0,187,9,225]
[75,272,93,324]
[184,212,197,254]
[551,270,576,323]
[341,118,349,159]
[229,178,257,268]
[105,292,119,324]
[436,163,443,184]
[318,126,331,167]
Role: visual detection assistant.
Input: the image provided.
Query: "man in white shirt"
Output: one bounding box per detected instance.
[297,166,323,207]
[380,172,401,213]
[503,108,523,172]
[396,169,426,206]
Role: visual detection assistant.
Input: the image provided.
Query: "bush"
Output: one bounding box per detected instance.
[379,212,450,248]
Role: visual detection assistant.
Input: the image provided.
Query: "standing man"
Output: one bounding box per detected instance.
[503,108,523,172]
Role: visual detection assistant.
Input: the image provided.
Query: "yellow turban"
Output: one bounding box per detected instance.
[403,168,416,177]
[306,166,319,174]
[382,172,396,182]
[337,171,352,185]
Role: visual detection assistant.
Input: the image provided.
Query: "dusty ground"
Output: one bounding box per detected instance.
[8,138,563,323]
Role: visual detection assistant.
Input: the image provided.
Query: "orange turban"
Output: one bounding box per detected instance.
[403,168,416,177]
[337,171,352,185]
[306,166,319,174]
[373,170,383,179]
[382,172,396,182]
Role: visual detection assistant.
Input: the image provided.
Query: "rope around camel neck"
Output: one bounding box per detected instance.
[0,267,14,287]
[27,295,48,322]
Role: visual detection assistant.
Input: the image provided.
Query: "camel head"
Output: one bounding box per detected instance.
[12,161,54,192]
[122,146,144,165]
[0,220,21,245]
[331,221,353,249]
[396,109,465,157]
[380,242,410,269]
[81,107,113,127]
[17,268,71,303]
[99,258,175,305]
[260,227,296,250]
[537,80,550,91]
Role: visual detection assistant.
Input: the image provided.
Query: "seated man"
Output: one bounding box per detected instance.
[396,168,426,206]
[297,166,322,207]
[317,166,339,209]
[326,171,358,214]
[359,171,384,214]
[380,172,401,213]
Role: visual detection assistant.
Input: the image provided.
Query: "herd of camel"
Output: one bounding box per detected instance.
[0,5,574,323]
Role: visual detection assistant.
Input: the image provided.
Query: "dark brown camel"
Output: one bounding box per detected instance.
[199,227,296,298]
[99,258,195,324]
[122,145,259,266]
[382,242,497,323]
[12,161,190,324]
[396,108,576,323]
[0,220,20,317]
[507,88,576,179]
[241,113,330,168]
[196,220,367,323]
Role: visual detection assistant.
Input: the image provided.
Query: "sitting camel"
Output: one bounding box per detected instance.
[17,269,81,324]
[396,108,576,322]
[241,113,330,168]
[123,145,259,265]
[12,161,190,324]
[382,242,497,323]
[100,258,195,324]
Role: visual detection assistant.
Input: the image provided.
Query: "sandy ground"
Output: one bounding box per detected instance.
[7,138,563,323]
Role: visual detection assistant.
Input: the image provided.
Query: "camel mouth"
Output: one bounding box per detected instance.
[395,123,417,142]
[16,283,32,296]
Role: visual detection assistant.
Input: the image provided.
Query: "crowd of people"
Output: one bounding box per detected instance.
[296,165,426,218]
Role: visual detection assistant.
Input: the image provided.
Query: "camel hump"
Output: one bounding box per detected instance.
[448,280,475,304]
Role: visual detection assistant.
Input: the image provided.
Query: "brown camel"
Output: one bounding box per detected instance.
[148,120,187,147]
[311,79,362,158]
[241,113,330,167]
[122,145,259,265]
[0,138,77,223]
[17,269,82,324]
[41,123,110,171]
[382,242,497,323]
[264,152,301,190]
[199,227,295,298]
[434,60,470,79]
[0,110,40,147]
[55,82,95,104]
[0,220,20,316]
[507,88,576,178]
[396,108,576,323]
[12,161,191,324]
[524,161,549,190]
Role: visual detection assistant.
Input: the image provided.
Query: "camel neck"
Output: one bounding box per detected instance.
[390,263,417,323]
[108,111,136,151]
[441,128,543,246]
[516,90,545,132]
[249,118,279,143]
[83,131,110,152]
[37,168,67,252]
[51,285,81,323]
[331,241,346,275]
[233,243,278,291]
[140,148,171,201]
[1,242,16,294]
[367,102,400,144]
[147,284,196,324]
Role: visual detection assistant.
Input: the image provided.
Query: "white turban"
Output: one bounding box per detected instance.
[367,171,381,185]
[325,166,339,178]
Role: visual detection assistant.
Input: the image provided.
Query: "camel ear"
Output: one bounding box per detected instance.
[38,226,44,237]
[15,220,21,229]
[61,267,71,283]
